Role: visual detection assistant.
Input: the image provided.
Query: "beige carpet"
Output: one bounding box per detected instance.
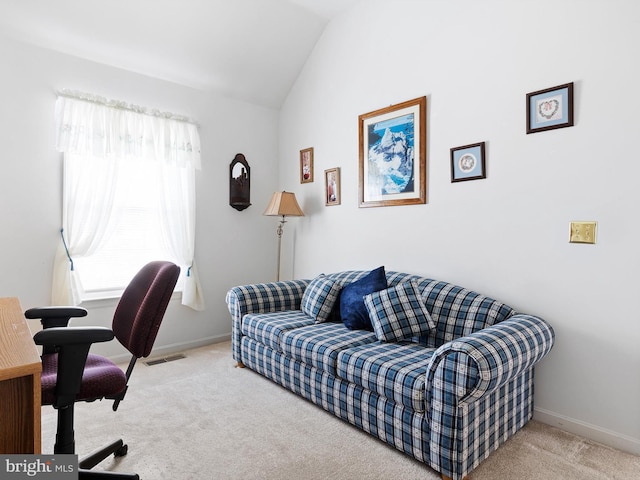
[41,342,640,479]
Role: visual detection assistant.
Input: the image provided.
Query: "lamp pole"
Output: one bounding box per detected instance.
[275,215,286,281]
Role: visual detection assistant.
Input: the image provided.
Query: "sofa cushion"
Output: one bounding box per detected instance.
[336,341,436,412]
[417,280,516,347]
[242,310,314,352]
[364,281,437,342]
[301,274,342,323]
[340,266,387,331]
[280,322,377,375]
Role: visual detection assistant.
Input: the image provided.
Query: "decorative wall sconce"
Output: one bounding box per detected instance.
[229,153,251,211]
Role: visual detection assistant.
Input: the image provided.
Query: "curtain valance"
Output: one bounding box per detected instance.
[54,90,201,170]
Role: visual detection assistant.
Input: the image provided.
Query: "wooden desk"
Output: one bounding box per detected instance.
[0,297,41,454]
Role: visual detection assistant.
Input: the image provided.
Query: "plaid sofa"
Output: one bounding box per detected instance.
[226,271,555,480]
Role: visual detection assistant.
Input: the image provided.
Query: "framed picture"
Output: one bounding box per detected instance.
[450,142,486,182]
[526,82,574,134]
[358,96,427,207]
[300,147,314,183]
[324,167,341,206]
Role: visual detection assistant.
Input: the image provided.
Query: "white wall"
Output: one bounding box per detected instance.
[279,0,640,454]
[0,36,280,359]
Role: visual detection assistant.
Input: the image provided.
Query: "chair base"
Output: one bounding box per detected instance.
[78,439,139,479]
[79,469,139,480]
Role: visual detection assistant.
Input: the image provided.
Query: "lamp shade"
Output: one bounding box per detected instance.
[263,191,304,217]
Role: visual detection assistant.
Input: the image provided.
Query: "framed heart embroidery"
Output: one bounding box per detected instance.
[526,82,574,134]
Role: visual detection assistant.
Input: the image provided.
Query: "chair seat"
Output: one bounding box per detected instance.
[41,353,127,405]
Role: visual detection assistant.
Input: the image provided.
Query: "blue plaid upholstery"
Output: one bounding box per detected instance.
[418,280,516,347]
[242,310,314,351]
[364,281,437,342]
[324,270,373,285]
[227,272,555,480]
[324,271,515,348]
[425,314,555,478]
[336,341,436,412]
[239,337,431,463]
[280,322,377,375]
[301,274,342,323]
[226,279,310,361]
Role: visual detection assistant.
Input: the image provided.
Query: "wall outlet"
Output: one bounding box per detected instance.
[570,221,597,244]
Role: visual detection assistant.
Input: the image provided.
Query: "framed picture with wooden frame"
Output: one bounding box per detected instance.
[526,82,574,134]
[358,96,426,207]
[450,142,486,182]
[324,167,340,206]
[300,147,314,183]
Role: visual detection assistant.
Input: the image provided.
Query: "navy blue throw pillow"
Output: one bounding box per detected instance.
[340,266,388,330]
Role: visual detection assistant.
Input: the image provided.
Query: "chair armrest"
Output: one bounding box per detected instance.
[25,306,88,328]
[34,326,114,409]
[33,326,114,347]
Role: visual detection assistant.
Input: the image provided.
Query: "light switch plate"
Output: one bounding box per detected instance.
[570,221,597,244]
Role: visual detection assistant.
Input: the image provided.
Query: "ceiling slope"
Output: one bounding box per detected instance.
[0,0,359,108]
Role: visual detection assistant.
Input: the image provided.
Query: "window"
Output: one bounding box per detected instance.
[71,154,183,298]
[52,91,204,310]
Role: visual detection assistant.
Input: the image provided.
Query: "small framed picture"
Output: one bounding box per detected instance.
[450,142,486,182]
[325,167,341,206]
[300,147,314,183]
[526,82,574,134]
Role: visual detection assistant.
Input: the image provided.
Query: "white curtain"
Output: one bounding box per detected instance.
[52,91,204,310]
[51,154,120,305]
[158,162,205,310]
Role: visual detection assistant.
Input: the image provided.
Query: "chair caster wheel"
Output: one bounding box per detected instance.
[115,444,128,457]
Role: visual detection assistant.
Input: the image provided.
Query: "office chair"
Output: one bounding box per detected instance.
[26,261,180,480]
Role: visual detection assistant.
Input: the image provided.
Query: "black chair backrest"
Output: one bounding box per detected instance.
[112,261,180,358]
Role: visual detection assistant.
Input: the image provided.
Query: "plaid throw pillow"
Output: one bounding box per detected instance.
[301,274,342,323]
[364,281,436,342]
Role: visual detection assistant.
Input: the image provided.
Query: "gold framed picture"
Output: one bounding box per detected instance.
[325,167,340,206]
[300,147,314,183]
[358,97,426,207]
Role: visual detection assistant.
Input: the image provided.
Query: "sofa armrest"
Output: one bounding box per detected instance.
[226,279,311,318]
[226,279,310,361]
[424,314,554,479]
[425,314,555,407]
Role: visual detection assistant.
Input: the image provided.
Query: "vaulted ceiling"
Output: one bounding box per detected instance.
[0,0,359,108]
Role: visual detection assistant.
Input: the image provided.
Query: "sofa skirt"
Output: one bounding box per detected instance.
[240,336,431,464]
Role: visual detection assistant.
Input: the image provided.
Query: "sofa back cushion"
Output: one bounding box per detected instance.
[326,270,515,347]
[414,278,516,347]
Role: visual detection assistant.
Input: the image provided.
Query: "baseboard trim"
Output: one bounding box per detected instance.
[534,407,640,455]
[110,333,232,364]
